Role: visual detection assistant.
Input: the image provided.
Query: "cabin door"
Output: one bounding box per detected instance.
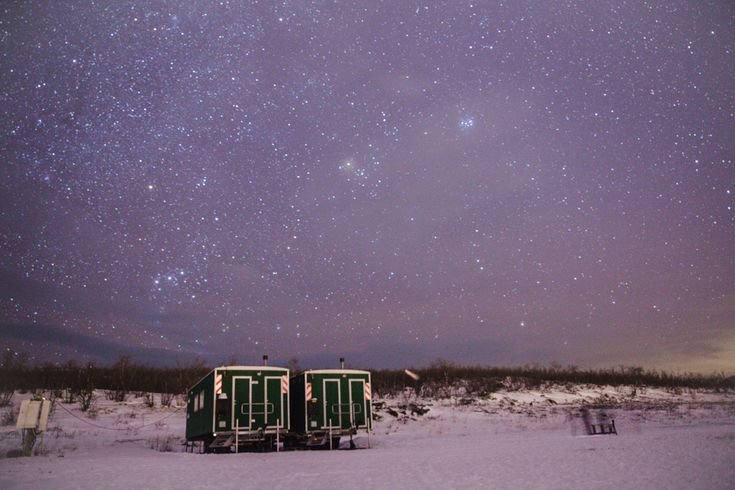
[349,379,367,428]
[265,376,282,428]
[232,376,251,430]
[323,379,341,429]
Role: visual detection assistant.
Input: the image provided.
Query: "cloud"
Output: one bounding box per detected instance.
[614,331,735,375]
[294,335,529,370]
[0,322,195,366]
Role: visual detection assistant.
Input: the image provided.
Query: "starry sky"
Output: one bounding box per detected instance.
[1,1,734,372]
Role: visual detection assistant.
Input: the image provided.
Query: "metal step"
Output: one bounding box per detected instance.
[208,434,234,448]
[305,434,328,446]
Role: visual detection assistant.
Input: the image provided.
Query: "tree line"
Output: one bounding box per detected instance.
[0,353,209,403]
[0,353,730,402]
[370,360,732,397]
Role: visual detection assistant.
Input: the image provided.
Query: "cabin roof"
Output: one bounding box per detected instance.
[303,369,371,375]
[215,365,288,371]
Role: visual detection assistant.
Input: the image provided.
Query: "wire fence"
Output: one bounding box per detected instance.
[54,400,183,431]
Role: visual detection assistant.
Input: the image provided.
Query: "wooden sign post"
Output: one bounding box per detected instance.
[16,394,51,456]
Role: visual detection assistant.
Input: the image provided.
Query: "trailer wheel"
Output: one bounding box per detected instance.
[331,437,341,449]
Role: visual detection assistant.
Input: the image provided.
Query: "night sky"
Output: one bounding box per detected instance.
[1,1,733,372]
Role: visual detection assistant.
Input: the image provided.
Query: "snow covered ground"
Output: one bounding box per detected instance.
[1,385,733,489]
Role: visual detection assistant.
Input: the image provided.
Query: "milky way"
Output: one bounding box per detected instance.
[1,2,733,371]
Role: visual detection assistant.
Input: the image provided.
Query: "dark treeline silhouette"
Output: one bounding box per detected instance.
[0,352,209,398]
[0,353,730,399]
[370,360,731,397]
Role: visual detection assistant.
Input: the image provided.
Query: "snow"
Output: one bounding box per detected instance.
[1,386,733,489]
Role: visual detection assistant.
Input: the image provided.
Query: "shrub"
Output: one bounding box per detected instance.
[63,389,77,404]
[0,390,13,407]
[160,392,174,407]
[78,389,95,412]
[143,393,155,408]
[105,390,127,402]
[1,406,18,426]
[148,434,178,452]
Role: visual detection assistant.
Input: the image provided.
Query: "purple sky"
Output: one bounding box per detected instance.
[1,1,733,372]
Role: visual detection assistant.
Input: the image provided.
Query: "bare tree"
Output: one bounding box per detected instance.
[287,358,302,375]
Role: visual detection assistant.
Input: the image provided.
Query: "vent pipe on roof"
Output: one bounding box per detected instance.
[340,357,345,369]
[263,355,269,366]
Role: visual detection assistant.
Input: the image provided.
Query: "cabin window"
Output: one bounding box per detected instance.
[216,396,229,419]
[198,391,204,411]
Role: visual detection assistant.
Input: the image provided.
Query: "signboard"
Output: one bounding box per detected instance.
[16,400,51,431]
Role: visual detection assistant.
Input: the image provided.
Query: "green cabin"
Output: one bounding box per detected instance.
[186,360,289,452]
[288,363,372,448]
